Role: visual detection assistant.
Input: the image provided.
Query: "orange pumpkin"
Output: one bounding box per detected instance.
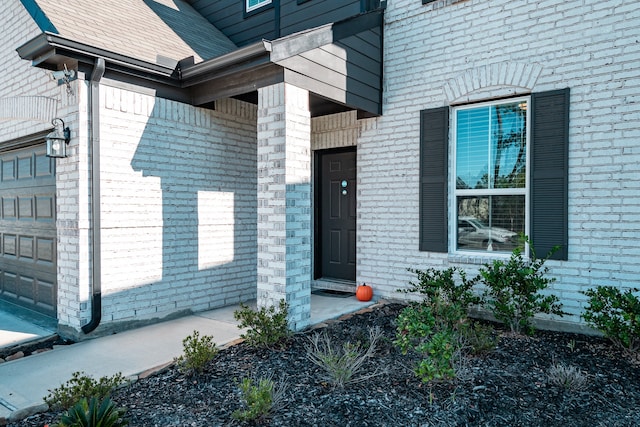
[356,284,373,302]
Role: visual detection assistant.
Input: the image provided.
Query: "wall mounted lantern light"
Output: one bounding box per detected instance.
[46,118,70,158]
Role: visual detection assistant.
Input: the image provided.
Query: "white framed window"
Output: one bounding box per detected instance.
[246,0,272,13]
[451,97,530,254]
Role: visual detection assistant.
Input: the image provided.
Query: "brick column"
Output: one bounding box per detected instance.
[257,83,311,331]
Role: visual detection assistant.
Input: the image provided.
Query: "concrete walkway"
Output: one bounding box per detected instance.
[0,300,57,349]
[0,295,373,422]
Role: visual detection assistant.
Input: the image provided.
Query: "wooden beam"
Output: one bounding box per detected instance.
[189,65,284,105]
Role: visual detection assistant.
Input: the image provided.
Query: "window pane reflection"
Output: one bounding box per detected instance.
[456,102,527,190]
[456,195,525,252]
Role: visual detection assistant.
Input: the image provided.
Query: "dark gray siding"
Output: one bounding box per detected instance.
[337,26,382,115]
[271,11,383,116]
[189,0,276,46]
[189,0,367,47]
[281,0,361,36]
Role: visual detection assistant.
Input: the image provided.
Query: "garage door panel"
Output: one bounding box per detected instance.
[37,279,55,311]
[18,197,33,219]
[35,153,54,177]
[3,234,16,256]
[2,159,15,181]
[0,145,56,318]
[19,275,34,301]
[17,155,33,179]
[2,198,16,218]
[37,237,55,264]
[36,195,54,219]
[20,236,34,259]
[2,271,18,297]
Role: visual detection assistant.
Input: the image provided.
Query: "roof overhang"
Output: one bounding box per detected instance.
[17,10,384,117]
[17,32,179,82]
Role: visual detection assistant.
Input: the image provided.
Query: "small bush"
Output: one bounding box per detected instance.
[394,304,437,355]
[395,303,461,382]
[232,374,288,422]
[305,326,383,387]
[174,330,219,374]
[582,286,640,355]
[547,363,588,391]
[413,330,457,381]
[401,267,480,314]
[53,396,128,427]
[478,239,564,335]
[234,300,291,348]
[395,268,479,383]
[459,321,498,355]
[44,371,126,411]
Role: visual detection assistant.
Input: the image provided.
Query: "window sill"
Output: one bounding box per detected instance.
[448,252,511,266]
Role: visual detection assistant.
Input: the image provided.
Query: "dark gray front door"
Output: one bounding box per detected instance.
[318,149,356,281]
[0,145,57,317]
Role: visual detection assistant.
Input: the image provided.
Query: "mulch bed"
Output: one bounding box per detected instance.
[9,302,640,426]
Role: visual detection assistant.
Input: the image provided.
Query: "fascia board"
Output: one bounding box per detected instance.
[17,32,178,78]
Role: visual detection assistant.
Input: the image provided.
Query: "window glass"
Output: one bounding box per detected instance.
[453,99,528,253]
[457,196,524,252]
[247,0,271,12]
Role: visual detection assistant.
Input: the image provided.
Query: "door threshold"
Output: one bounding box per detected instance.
[312,278,356,294]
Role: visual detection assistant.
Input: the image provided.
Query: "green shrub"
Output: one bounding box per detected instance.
[174,330,219,374]
[412,330,457,381]
[394,304,437,355]
[232,374,287,422]
[305,326,382,387]
[53,397,128,427]
[478,240,564,334]
[234,300,291,348]
[44,372,126,411]
[582,286,640,355]
[395,268,480,382]
[395,304,459,382]
[401,267,480,314]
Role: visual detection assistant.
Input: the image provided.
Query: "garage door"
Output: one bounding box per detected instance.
[0,144,56,317]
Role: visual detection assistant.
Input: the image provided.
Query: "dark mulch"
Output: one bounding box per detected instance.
[9,302,640,427]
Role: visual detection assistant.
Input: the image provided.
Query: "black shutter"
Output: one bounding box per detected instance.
[419,107,449,252]
[530,88,569,260]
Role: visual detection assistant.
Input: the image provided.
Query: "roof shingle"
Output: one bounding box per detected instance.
[26,0,237,66]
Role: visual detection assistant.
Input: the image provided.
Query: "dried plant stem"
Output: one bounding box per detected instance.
[305,326,384,387]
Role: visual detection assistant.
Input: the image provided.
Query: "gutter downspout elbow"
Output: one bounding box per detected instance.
[82,57,105,334]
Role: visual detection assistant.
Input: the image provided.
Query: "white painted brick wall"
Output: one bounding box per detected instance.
[351,0,640,327]
[311,110,359,151]
[1,3,86,330]
[0,2,63,140]
[257,83,312,331]
[98,85,258,325]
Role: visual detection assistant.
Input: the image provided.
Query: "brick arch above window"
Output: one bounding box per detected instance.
[444,63,544,104]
